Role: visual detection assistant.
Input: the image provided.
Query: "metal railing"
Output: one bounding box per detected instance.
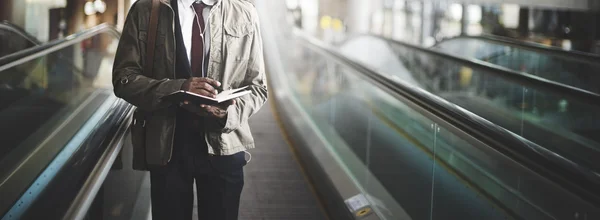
[440,34,600,65]
[295,28,600,210]
[0,21,41,45]
[369,34,600,107]
[0,23,119,68]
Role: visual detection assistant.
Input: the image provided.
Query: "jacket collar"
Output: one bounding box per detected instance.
[178,0,218,8]
[163,0,221,9]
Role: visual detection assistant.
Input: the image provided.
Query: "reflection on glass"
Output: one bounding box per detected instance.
[433,37,600,93]
[0,33,116,169]
[0,24,39,58]
[338,35,600,173]
[293,46,508,219]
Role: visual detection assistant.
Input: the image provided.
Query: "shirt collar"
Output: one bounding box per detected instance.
[201,0,218,6]
[179,0,217,8]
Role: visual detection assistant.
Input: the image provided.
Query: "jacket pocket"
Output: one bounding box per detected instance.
[138,30,166,43]
[206,122,254,155]
[131,109,148,171]
[138,30,166,71]
[224,23,253,62]
[224,22,253,37]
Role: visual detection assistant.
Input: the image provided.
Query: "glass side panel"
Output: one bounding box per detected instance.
[338,35,600,173]
[269,33,600,219]
[0,32,116,172]
[0,24,38,58]
[434,38,600,93]
[287,41,509,220]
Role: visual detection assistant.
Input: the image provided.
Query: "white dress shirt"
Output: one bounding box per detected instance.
[177,0,217,70]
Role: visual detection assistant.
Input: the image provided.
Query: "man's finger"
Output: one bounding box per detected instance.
[196,78,221,87]
[190,88,216,98]
[192,82,217,95]
[181,102,210,116]
[181,103,196,112]
[201,105,214,114]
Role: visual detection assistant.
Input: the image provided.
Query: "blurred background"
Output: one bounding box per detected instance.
[1,0,600,220]
[286,0,600,53]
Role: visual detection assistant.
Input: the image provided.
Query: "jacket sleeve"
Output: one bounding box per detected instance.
[112,2,185,112]
[214,9,268,134]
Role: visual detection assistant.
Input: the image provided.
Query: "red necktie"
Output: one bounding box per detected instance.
[191,2,206,77]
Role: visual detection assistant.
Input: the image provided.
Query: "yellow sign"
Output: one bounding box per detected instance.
[459,66,473,87]
[332,18,343,31]
[356,207,372,217]
[320,16,332,29]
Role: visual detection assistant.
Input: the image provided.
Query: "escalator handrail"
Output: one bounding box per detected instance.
[0,24,124,218]
[365,34,600,107]
[294,29,600,207]
[0,23,119,69]
[1,98,134,219]
[62,104,134,220]
[440,34,600,66]
[0,20,41,45]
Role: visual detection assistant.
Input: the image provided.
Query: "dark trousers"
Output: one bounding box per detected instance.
[150,126,246,220]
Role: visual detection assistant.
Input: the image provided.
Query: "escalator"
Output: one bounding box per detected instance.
[433,35,600,93]
[336,34,600,177]
[257,2,600,218]
[261,16,600,218]
[2,9,599,220]
[0,24,132,219]
[0,21,41,60]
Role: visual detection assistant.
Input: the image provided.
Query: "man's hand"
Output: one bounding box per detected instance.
[180,99,236,118]
[181,77,221,98]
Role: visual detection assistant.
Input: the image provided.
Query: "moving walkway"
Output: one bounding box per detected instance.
[260,20,600,217]
[263,23,600,218]
[2,11,599,220]
[433,35,600,93]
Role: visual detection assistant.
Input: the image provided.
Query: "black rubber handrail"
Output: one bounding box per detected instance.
[295,29,600,208]
[0,24,129,218]
[0,20,41,45]
[62,102,133,220]
[439,34,600,66]
[0,23,119,68]
[368,34,600,107]
[11,99,134,220]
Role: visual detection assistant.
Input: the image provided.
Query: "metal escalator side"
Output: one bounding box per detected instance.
[432,35,600,93]
[0,24,117,68]
[362,34,600,104]
[339,34,600,179]
[0,24,133,220]
[439,34,600,65]
[0,21,41,60]
[260,6,600,217]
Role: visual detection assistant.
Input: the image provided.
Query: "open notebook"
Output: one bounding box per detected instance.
[162,86,251,105]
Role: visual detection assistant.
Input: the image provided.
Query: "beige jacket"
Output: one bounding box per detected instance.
[112,0,267,168]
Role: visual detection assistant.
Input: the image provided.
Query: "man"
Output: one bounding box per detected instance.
[112,0,267,219]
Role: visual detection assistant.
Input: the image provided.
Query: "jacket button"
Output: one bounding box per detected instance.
[120,77,129,84]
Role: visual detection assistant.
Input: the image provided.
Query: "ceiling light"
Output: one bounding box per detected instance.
[84,1,96,15]
[94,0,107,14]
